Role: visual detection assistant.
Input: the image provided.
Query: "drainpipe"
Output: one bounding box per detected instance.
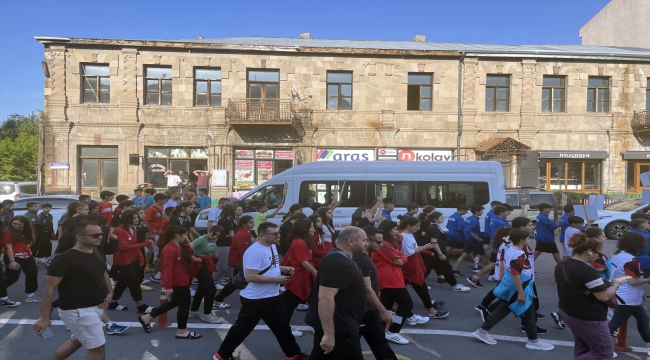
[456,52,466,160]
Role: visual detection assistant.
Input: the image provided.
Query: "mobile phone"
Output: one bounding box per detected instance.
[40,327,54,339]
[613,276,632,283]
[391,314,403,324]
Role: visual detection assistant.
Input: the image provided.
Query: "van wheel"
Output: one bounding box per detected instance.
[605,221,628,240]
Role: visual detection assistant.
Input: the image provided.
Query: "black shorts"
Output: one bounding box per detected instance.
[463,241,485,255]
[482,236,491,246]
[490,251,498,264]
[447,240,465,249]
[535,241,559,254]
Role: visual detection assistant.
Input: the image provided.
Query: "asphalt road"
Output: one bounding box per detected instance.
[1,238,649,360]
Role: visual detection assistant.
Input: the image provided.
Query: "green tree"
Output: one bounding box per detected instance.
[0,112,40,181]
[0,112,39,141]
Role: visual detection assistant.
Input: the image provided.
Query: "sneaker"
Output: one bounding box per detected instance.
[472,330,497,345]
[189,311,201,318]
[291,327,303,337]
[467,277,484,288]
[472,265,482,273]
[36,257,47,264]
[525,339,554,351]
[437,277,446,283]
[25,295,41,303]
[200,314,222,324]
[521,326,549,335]
[407,314,430,326]
[213,301,231,309]
[453,270,463,277]
[0,298,21,307]
[535,311,547,320]
[429,310,449,319]
[216,283,224,290]
[474,256,480,266]
[431,300,445,308]
[192,279,199,285]
[487,275,497,282]
[452,284,471,292]
[296,303,309,311]
[551,312,565,330]
[141,279,151,285]
[385,331,409,345]
[190,288,196,297]
[475,306,490,322]
[140,284,153,291]
[150,274,161,283]
[106,323,129,335]
[213,353,234,360]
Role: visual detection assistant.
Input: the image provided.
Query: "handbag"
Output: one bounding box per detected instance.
[561,260,623,309]
[232,246,276,290]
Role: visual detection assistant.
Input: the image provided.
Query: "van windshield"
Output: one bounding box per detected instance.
[0,185,15,195]
[239,184,286,213]
[604,199,643,212]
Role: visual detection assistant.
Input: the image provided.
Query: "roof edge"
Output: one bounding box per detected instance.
[35,36,71,43]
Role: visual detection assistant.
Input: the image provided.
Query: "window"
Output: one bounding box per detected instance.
[195,68,221,106]
[326,72,353,110]
[248,70,280,99]
[145,67,172,105]
[539,160,602,191]
[505,193,555,210]
[81,64,110,103]
[239,184,286,213]
[17,184,37,195]
[646,79,650,109]
[587,77,609,113]
[485,75,510,112]
[542,76,565,112]
[145,147,209,188]
[407,74,432,111]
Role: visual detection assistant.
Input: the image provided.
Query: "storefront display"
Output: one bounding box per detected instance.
[145,147,209,189]
[537,151,607,192]
[623,152,650,193]
[233,149,293,190]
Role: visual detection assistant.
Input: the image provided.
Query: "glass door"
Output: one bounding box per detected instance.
[635,163,650,193]
[247,70,279,120]
[80,159,118,196]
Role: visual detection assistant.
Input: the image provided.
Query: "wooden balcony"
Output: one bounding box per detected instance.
[631,109,650,133]
[225,99,299,125]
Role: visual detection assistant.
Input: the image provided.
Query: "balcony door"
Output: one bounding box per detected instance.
[247,70,279,120]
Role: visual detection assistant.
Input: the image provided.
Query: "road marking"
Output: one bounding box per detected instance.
[3,319,647,354]
[362,350,412,360]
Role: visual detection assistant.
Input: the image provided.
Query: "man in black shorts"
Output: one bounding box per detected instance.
[306,226,368,360]
[446,205,469,272]
[533,203,561,265]
[452,205,486,276]
[33,220,113,360]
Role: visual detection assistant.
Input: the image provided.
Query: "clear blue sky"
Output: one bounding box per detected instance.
[0,0,610,120]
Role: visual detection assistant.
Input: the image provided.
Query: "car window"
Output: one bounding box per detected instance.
[505,193,518,207]
[0,184,16,195]
[529,194,556,210]
[604,199,643,212]
[18,185,37,195]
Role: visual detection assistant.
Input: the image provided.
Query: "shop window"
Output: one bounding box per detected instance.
[407,74,432,111]
[195,68,221,106]
[538,160,601,191]
[541,76,565,113]
[233,149,294,191]
[485,75,510,112]
[587,77,609,113]
[626,161,650,192]
[326,72,353,110]
[145,66,172,105]
[81,64,110,103]
[145,147,208,189]
[239,184,286,213]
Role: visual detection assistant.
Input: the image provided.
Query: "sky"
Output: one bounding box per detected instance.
[0,0,611,121]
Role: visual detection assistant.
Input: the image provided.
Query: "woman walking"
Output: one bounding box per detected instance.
[307,214,327,268]
[282,219,317,321]
[138,225,202,339]
[2,215,39,302]
[317,207,336,252]
[189,225,223,324]
[215,205,240,287]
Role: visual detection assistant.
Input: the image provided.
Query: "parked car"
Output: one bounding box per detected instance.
[0,181,38,202]
[592,199,650,239]
[194,208,210,235]
[10,195,79,230]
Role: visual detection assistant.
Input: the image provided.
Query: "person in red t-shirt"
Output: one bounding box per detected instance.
[3,215,40,302]
[98,191,115,226]
[144,193,169,283]
[213,216,255,308]
[281,219,317,323]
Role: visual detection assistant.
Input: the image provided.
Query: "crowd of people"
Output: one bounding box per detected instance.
[0,181,646,359]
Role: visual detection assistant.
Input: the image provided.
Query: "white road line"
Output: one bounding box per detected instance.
[3,319,646,354]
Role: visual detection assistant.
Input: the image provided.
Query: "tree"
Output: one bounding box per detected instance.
[0,112,40,181]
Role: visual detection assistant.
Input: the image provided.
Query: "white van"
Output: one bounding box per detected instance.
[234,161,506,232]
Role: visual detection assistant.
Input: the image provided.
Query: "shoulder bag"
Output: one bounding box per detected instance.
[232,246,276,289]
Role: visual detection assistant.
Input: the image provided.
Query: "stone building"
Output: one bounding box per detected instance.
[580,0,650,49]
[35,35,650,198]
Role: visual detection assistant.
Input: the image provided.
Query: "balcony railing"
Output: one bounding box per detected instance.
[631,109,650,132]
[225,99,299,125]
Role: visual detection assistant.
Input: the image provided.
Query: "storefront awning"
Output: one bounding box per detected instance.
[474,137,531,156]
[538,151,609,159]
[622,151,650,160]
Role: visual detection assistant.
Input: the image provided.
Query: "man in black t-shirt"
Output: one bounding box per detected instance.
[306,226,368,360]
[354,227,398,360]
[33,221,113,360]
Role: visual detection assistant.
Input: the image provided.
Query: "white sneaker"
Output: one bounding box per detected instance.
[525,339,554,351]
[427,286,431,290]
[385,331,409,344]
[215,283,224,290]
[191,279,199,285]
[25,295,41,303]
[487,275,497,282]
[189,288,196,297]
[407,314,429,326]
[188,311,201,318]
[297,304,309,311]
[472,330,497,345]
[452,284,471,292]
[291,327,303,337]
[150,274,161,283]
[141,279,150,285]
[200,314,222,324]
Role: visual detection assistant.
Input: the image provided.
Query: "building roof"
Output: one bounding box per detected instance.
[34,36,650,61]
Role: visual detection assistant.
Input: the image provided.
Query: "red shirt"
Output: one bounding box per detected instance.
[112,226,150,266]
[196,174,209,187]
[161,242,189,290]
[98,202,113,225]
[371,241,408,290]
[310,234,326,268]
[113,207,123,216]
[228,227,252,267]
[1,229,33,259]
[145,205,164,235]
[284,239,315,300]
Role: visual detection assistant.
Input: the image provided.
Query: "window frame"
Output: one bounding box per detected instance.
[81,64,110,104]
[587,76,610,113]
[407,73,433,111]
[485,75,510,112]
[144,66,173,106]
[194,68,222,107]
[541,76,566,113]
[326,71,353,110]
[538,160,602,192]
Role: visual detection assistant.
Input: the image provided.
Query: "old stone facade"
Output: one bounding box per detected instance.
[36,36,650,197]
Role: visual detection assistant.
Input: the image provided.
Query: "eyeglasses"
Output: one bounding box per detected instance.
[83,233,104,239]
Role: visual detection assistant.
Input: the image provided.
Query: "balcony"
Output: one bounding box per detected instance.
[631,109,650,132]
[225,99,300,125]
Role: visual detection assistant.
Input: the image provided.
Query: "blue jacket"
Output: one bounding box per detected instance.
[493,271,536,317]
[535,213,558,242]
[628,228,650,270]
[559,213,571,244]
[447,212,465,242]
[489,217,510,245]
[382,209,392,222]
[463,216,481,242]
[484,209,495,239]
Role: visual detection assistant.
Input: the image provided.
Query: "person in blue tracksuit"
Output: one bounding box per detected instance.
[559,205,575,259]
[483,201,502,248]
[489,206,511,246]
[626,218,650,273]
[452,205,485,276]
[446,205,469,257]
[533,203,561,265]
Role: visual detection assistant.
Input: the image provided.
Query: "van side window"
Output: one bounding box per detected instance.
[19,185,37,195]
[366,181,414,207]
[299,181,367,208]
[416,181,490,207]
[239,184,285,213]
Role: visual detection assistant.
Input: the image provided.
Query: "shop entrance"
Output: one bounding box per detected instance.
[627,162,650,193]
[78,146,119,197]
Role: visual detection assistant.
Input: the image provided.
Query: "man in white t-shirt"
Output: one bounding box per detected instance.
[212,222,308,360]
[207,197,229,229]
[163,170,181,192]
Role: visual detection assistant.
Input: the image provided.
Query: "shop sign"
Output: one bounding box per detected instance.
[275,150,293,159]
[235,150,254,159]
[316,149,375,162]
[623,152,650,160]
[149,164,166,172]
[257,161,273,184]
[255,150,274,159]
[50,162,70,170]
[398,149,454,162]
[377,148,398,160]
[538,151,609,159]
[234,160,255,189]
